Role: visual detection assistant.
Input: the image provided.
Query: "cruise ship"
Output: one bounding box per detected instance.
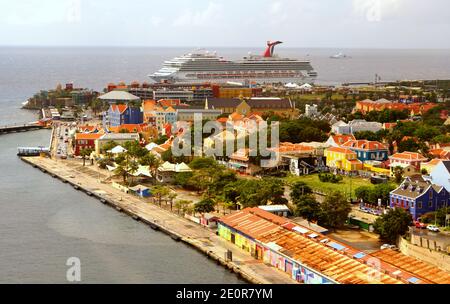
[149,41,317,84]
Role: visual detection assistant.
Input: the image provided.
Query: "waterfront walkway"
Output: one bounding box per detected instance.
[0,123,43,135]
[22,156,297,284]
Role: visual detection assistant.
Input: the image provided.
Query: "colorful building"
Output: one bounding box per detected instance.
[325,147,363,172]
[325,134,356,147]
[95,133,140,154]
[355,99,439,116]
[390,175,449,220]
[104,104,143,127]
[389,152,428,176]
[74,133,102,156]
[341,140,389,162]
[217,208,435,284]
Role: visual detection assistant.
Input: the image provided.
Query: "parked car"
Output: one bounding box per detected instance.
[427,225,440,232]
[414,221,428,229]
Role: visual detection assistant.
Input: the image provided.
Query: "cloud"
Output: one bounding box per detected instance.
[173,2,222,27]
[352,0,403,22]
[150,16,163,27]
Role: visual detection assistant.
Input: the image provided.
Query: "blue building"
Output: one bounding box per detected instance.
[103,104,143,127]
[390,175,449,220]
[341,140,389,162]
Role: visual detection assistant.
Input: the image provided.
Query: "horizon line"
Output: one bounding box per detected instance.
[1,44,450,50]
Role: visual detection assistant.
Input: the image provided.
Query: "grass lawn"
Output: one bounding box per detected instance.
[286,174,376,200]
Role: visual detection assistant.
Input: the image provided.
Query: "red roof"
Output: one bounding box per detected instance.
[342,140,388,151]
[331,134,355,145]
[111,104,128,114]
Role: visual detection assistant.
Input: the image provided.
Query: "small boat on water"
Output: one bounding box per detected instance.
[330,52,350,59]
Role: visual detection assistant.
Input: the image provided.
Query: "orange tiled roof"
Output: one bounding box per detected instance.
[158,99,181,108]
[326,146,356,154]
[142,100,157,112]
[390,151,428,161]
[331,134,356,145]
[229,112,244,121]
[75,133,103,140]
[429,149,450,160]
[109,124,148,133]
[342,140,388,151]
[219,208,431,284]
[111,104,128,113]
[272,143,315,153]
[371,249,450,284]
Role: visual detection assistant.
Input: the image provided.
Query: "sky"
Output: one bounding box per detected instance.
[0,0,450,48]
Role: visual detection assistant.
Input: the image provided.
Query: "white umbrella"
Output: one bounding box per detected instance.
[108,145,127,154]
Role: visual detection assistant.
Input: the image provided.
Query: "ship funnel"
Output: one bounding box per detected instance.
[263,41,283,58]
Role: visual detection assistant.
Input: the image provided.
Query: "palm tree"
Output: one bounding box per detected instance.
[175,200,193,215]
[114,162,128,183]
[152,185,170,207]
[168,193,178,211]
[139,153,162,182]
[80,148,93,166]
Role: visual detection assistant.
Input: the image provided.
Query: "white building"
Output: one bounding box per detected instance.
[332,119,382,135]
[305,104,319,117]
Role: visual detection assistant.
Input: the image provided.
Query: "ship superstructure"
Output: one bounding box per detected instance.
[149,41,317,84]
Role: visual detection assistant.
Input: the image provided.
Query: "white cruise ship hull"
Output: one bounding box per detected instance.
[149,42,318,85]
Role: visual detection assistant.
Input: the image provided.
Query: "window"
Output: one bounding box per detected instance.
[429,191,433,199]
[411,202,414,208]
[417,202,422,209]
[428,201,433,208]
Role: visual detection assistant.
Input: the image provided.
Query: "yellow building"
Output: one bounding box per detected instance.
[218,88,253,99]
[325,147,363,172]
[205,97,298,118]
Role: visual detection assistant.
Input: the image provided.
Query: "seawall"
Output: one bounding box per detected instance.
[20,156,270,284]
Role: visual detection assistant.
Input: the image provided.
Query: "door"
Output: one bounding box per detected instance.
[230,233,235,244]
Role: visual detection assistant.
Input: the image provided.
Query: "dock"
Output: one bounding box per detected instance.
[20,156,298,285]
[0,123,44,135]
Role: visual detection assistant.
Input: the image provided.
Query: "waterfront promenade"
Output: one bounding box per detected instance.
[21,156,297,285]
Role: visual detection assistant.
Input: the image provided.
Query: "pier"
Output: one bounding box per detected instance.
[0,123,44,135]
[20,156,297,285]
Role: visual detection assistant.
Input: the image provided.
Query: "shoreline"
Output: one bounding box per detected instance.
[20,156,297,285]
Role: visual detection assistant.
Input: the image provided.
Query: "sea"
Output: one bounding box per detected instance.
[0,47,449,283]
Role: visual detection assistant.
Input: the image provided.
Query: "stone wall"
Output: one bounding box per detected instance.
[398,237,450,272]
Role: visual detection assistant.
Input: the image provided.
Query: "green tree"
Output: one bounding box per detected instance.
[154,135,169,145]
[175,200,193,215]
[373,208,412,244]
[152,185,171,206]
[114,162,129,183]
[194,198,216,214]
[290,181,313,201]
[79,148,93,166]
[319,191,352,229]
[139,153,162,181]
[101,141,118,154]
[293,194,321,223]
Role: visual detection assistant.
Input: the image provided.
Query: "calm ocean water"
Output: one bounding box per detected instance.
[0,47,449,283]
[1,47,450,124]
